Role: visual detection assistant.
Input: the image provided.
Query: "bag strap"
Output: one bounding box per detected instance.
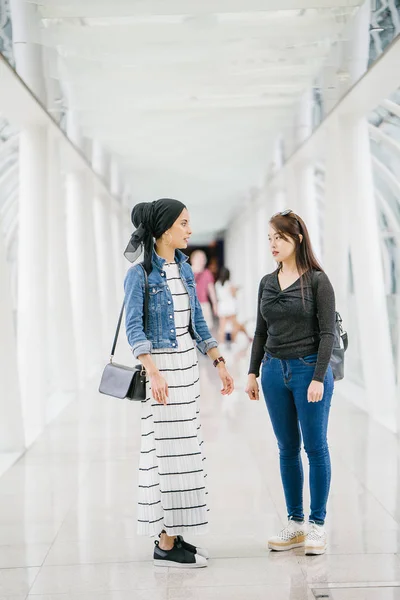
[110,263,149,362]
[311,272,348,351]
[335,312,349,351]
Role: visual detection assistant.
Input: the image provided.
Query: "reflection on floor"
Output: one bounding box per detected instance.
[0,340,399,599]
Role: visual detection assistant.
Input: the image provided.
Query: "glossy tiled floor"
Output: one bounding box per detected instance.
[1,341,400,599]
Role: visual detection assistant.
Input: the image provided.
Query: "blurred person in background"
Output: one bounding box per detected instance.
[215,267,253,346]
[190,250,218,329]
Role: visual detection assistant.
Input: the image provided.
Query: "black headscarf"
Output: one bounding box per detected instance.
[124,198,186,273]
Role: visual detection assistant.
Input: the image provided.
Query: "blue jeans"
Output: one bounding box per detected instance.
[261,353,334,525]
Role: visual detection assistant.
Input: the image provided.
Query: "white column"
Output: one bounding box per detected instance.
[323,115,350,307]
[242,198,257,323]
[66,115,103,384]
[285,164,300,213]
[11,0,49,447]
[297,166,321,259]
[0,233,25,452]
[271,136,287,215]
[93,193,118,352]
[110,209,125,303]
[273,189,286,215]
[18,127,48,444]
[109,159,126,299]
[256,194,269,284]
[47,132,78,405]
[92,143,118,352]
[295,89,321,258]
[348,0,371,84]
[66,169,103,384]
[10,0,46,103]
[345,116,397,430]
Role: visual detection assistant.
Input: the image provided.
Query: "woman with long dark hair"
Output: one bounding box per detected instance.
[245,209,335,555]
[124,198,234,568]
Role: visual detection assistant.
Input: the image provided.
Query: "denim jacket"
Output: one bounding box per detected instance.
[124,248,218,359]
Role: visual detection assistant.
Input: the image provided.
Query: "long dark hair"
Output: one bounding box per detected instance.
[269,211,323,298]
[218,266,230,286]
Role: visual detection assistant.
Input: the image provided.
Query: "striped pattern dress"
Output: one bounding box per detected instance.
[137,260,209,537]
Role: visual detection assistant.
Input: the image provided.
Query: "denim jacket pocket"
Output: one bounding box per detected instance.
[148,286,164,336]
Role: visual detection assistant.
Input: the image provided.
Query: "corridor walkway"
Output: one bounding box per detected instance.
[0,344,400,599]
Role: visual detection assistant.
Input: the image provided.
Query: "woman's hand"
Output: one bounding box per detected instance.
[149,370,169,405]
[308,380,324,403]
[217,364,234,395]
[245,374,259,401]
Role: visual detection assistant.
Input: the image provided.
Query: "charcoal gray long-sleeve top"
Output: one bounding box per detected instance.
[248,269,336,382]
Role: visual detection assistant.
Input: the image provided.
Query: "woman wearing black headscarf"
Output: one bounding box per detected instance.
[124,198,234,568]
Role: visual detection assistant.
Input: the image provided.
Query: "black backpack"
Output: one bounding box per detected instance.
[311,272,348,381]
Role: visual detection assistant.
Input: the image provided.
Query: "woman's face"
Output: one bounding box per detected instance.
[190,250,207,271]
[268,225,296,262]
[168,208,192,249]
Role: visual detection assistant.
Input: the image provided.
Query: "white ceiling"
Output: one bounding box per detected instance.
[32,0,363,242]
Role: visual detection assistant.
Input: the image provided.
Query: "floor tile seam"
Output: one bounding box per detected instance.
[8,565,42,600]
[310,581,400,589]
[333,451,400,526]
[42,559,155,568]
[27,588,164,597]
[300,552,400,558]
[43,553,274,567]
[317,551,400,555]
[41,555,300,568]
[28,581,301,596]
[164,580,306,589]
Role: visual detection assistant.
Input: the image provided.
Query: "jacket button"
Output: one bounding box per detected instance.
[171,329,174,333]
[169,315,173,319]
[168,301,171,304]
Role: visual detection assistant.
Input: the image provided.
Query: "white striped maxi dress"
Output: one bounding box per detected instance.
[137,260,209,537]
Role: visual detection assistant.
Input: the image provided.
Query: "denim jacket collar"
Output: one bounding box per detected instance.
[152,247,189,271]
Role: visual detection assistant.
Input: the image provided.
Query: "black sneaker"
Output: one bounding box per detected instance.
[153,540,207,568]
[176,535,209,559]
[159,530,209,560]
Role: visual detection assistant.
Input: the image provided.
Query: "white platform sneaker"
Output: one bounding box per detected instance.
[268,519,306,552]
[305,522,327,555]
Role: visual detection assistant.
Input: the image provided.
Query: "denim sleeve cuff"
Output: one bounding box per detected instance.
[196,337,218,355]
[132,340,152,359]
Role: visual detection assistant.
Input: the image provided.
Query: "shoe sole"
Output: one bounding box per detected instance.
[305,545,327,556]
[269,541,305,552]
[268,535,306,552]
[154,559,208,568]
